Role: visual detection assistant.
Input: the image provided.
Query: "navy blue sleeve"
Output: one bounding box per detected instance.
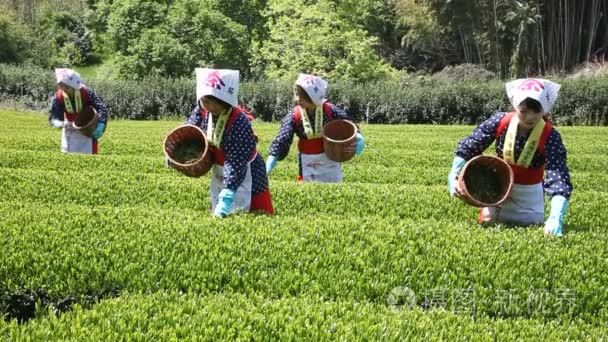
[455,112,505,160]
[329,104,353,121]
[186,104,203,126]
[222,114,256,191]
[543,129,573,199]
[268,111,295,160]
[48,93,64,124]
[329,103,361,133]
[87,88,108,124]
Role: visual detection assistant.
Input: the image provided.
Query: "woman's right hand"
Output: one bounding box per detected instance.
[266,155,278,174]
[448,156,467,197]
[50,118,64,129]
[452,179,465,198]
[448,175,464,197]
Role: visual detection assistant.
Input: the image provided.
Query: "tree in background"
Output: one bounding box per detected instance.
[199,0,269,45]
[37,8,93,65]
[0,13,30,64]
[393,0,458,71]
[505,1,541,77]
[167,0,251,76]
[0,0,86,24]
[255,0,397,83]
[83,0,113,56]
[114,28,191,79]
[2,0,607,80]
[541,0,608,72]
[0,2,93,67]
[106,0,167,55]
[110,0,251,79]
[392,0,608,76]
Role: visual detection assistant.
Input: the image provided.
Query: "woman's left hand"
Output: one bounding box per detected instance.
[92,122,106,139]
[343,133,365,155]
[343,141,355,154]
[354,133,365,155]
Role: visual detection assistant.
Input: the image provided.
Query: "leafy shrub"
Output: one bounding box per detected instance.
[36,9,93,66]
[0,111,607,336]
[432,64,497,82]
[1,63,607,125]
[0,13,29,64]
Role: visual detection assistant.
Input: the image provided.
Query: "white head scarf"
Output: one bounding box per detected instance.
[295,73,328,106]
[55,68,85,89]
[505,78,561,113]
[195,68,239,107]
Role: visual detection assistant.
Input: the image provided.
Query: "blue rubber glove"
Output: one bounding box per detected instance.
[91,122,106,139]
[266,155,278,174]
[355,133,365,155]
[448,156,467,196]
[214,188,235,218]
[544,195,569,237]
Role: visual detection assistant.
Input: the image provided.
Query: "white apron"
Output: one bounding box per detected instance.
[301,153,342,183]
[480,183,544,225]
[210,160,254,213]
[61,125,94,154]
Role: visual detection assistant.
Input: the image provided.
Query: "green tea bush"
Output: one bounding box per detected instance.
[1,110,608,337]
[1,64,607,125]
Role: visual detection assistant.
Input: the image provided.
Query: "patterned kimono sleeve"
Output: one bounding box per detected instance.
[455,112,505,160]
[48,93,64,124]
[329,104,353,121]
[222,114,256,191]
[88,88,109,124]
[268,111,296,160]
[543,129,573,199]
[186,104,203,126]
[329,104,360,133]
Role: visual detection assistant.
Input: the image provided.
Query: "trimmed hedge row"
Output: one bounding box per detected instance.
[1,63,607,124]
[2,112,608,325]
[3,292,607,340]
[2,111,608,336]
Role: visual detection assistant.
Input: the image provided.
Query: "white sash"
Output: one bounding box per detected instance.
[210,160,254,212]
[480,183,544,225]
[300,152,342,183]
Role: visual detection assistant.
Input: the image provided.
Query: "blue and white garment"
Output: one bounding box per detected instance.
[48,87,109,126]
[186,104,268,196]
[455,112,572,199]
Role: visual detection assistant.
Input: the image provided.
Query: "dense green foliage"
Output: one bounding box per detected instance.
[0,4,92,68]
[393,0,608,76]
[0,110,607,338]
[253,0,396,83]
[3,293,608,339]
[2,64,608,125]
[0,13,28,64]
[2,0,606,81]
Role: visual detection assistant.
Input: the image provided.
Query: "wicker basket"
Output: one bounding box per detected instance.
[323,120,357,162]
[73,106,99,137]
[164,125,213,177]
[457,155,514,207]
